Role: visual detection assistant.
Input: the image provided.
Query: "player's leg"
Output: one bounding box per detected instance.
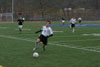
[19,27,22,32]
[72,24,75,32]
[72,27,75,32]
[18,25,22,32]
[33,38,40,51]
[43,44,46,51]
[18,25,20,31]
[42,38,47,51]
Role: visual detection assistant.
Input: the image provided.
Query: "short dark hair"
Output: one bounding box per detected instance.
[47,20,51,24]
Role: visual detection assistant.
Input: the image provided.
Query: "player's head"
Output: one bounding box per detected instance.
[19,16,22,19]
[72,16,75,19]
[46,21,51,27]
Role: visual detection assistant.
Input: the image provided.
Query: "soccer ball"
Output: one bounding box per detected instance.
[33,52,39,58]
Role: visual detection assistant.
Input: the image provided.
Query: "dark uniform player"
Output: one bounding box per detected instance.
[33,21,53,51]
[17,16,24,32]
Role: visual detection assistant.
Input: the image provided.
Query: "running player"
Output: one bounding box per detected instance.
[78,17,82,23]
[61,17,65,25]
[70,17,76,32]
[17,16,24,32]
[33,21,53,51]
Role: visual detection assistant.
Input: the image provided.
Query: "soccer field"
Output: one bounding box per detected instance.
[0,21,100,67]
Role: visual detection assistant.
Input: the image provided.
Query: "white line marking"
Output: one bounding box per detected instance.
[83,33,100,36]
[83,46,100,49]
[54,33,100,38]
[0,35,35,42]
[0,35,100,53]
[54,34,100,38]
[0,27,8,29]
[51,39,100,43]
[15,29,31,31]
[49,43,100,53]
[54,35,81,37]
[53,31,64,32]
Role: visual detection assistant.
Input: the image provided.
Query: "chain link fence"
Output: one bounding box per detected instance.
[0,0,100,22]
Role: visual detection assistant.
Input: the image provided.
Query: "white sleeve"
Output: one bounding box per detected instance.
[70,19,72,23]
[50,27,53,34]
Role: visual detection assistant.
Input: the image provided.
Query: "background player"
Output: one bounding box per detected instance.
[61,17,65,25]
[78,17,82,23]
[70,17,76,32]
[33,21,53,51]
[17,16,24,32]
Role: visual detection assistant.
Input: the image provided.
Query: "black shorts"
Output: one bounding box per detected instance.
[79,20,81,23]
[38,34,48,45]
[71,24,75,27]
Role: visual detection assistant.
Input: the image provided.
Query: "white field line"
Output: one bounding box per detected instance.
[53,31,64,32]
[53,35,81,37]
[0,35,100,53]
[49,43,100,53]
[15,29,31,31]
[54,33,100,38]
[83,46,100,49]
[0,27,8,29]
[51,38,100,43]
[53,42,100,51]
[0,35,35,42]
[83,33,100,36]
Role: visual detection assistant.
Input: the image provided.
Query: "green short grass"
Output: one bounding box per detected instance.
[0,21,100,67]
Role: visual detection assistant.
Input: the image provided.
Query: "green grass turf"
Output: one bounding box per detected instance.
[0,22,100,67]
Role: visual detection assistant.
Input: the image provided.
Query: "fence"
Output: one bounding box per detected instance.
[0,0,100,22]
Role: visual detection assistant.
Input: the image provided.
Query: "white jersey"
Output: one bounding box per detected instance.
[41,26,53,37]
[62,20,65,23]
[78,17,82,21]
[70,18,76,24]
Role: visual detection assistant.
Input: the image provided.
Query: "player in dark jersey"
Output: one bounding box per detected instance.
[17,16,24,32]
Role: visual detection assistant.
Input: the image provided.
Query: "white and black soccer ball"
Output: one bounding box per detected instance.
[33,52,39,58]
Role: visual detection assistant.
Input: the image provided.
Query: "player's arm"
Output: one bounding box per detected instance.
[48,34,53,38]
[22,18,25,21]
[69,19,72,23]
[35,26,43,34]
[35,30,42,34]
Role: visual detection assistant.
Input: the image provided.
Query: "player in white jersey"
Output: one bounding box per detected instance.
[61,17,65,25]
[78,17,82,23]
[33,21,53,51]
[70,17,76,32]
